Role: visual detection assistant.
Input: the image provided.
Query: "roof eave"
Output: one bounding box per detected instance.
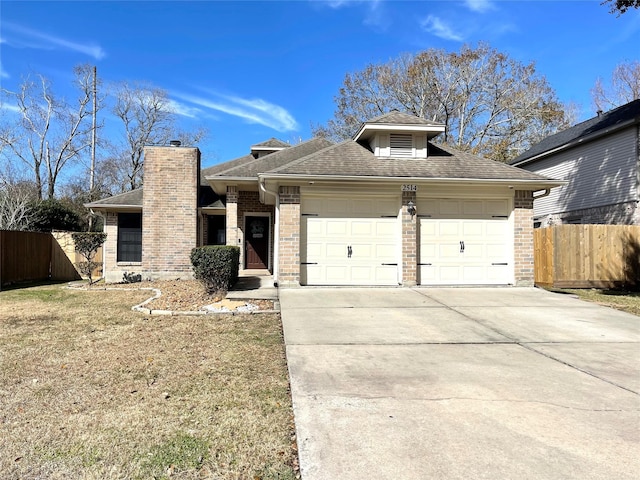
[512,117,640,167]
[260,173,565,190]
[84,203,143,211]
[353,123,446,142]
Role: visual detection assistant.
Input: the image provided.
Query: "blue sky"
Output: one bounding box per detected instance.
[1,0,639,171]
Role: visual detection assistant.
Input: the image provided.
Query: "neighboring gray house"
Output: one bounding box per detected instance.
[511,99,640,227]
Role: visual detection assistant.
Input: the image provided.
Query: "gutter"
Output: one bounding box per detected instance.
[259,178,280,287]
[259,173,565,190]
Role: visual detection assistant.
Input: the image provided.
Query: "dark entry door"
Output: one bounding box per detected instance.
[245,216,269,269]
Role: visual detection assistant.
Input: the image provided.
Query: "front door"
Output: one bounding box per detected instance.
[245,216,269,269]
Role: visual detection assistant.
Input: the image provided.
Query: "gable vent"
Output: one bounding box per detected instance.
[390,133,413,158]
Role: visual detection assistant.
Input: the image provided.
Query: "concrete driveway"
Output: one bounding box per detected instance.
[280,287,640,480]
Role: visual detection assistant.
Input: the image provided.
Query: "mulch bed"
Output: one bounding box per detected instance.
[85,279,275,312]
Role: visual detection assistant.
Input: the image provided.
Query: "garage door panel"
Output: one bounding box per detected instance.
[438,243,462,259]
[325,243,347,258]
[351,221,374,236]
[301,196,399,286]
[326,220,348,235]
[419,198,512,285]
[462,221,483,236]
[439,221,462,236]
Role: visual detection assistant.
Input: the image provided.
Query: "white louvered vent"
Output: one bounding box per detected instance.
[390,133,413,157]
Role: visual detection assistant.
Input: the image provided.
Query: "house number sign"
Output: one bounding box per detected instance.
[401,184,417,192]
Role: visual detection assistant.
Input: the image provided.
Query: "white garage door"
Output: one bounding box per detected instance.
[301,196,400,286]
[418,198,512,285]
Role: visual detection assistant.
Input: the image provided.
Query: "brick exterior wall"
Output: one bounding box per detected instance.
[402,191,418,286]
[278,186,301,287]
[514,190,535,286]
[225,186,239,250]
[141,146,200,281]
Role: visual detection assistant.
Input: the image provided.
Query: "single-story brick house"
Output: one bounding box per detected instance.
[87,111,562,287]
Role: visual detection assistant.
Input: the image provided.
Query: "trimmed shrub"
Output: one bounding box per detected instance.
[72,232,107,284]
[190,246,240,295]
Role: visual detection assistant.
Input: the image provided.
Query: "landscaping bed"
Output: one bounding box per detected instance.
[85,279,275,313]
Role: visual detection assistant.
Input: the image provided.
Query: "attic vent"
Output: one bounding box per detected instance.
[390,134,413,158]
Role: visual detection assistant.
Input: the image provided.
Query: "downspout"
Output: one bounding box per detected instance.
[259,178,280,286]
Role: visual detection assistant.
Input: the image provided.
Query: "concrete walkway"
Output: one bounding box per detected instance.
[280,287,640,480]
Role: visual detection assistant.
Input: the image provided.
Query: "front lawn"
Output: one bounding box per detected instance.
[559,288,640,316]
[0,284,297,479]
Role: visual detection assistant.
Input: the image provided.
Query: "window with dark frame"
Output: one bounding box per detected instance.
[207,215,226,245]
[117,212,142,262]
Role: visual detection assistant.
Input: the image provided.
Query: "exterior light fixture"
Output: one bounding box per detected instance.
[407,200,416,218]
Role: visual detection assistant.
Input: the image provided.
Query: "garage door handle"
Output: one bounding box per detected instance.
[419,263,432,266]
[460,241,465,253]
[347,245,353,258]
[491,262,508,266]
[381,263,398,266]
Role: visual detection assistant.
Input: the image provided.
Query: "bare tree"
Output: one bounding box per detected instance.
[314,43,575,162]
[603,0,640,15]
[111,82,207,191]
[0,66,96,199]
[591,60,640,112]
[0,179,38,231]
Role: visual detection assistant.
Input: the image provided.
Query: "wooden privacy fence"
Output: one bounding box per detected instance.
[0,231,103,290]
[534,225,640,289]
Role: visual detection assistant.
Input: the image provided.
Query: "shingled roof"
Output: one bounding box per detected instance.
[511,99,640,166]
[364,110,445,127]
[266,140,554,182]
[251,138,290,149]
[86,189,143,208]
[206,138,334,179]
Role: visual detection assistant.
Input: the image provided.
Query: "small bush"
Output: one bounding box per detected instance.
[72,232,107,284]
[190,246,240,295]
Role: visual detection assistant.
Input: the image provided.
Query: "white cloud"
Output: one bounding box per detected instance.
[314,0,386,29]
[166,100,203,119]
[0,63,9,79]
[420,15,464,41]
[464,0,495,13]
[0,103,21,113]
[173,91,299,132]
[4,23,105,60]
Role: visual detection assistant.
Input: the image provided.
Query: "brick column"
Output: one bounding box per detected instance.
[278,186,301,287]
[514,190,534,286]
[142,146,200,280]
[226,186,239,252]
[402,191,418,286]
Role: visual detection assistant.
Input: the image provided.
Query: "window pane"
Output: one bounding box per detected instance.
[118,213,142,262]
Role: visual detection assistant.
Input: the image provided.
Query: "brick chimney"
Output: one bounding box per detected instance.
[142,144,200,280]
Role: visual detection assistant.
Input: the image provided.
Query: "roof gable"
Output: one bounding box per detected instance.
[353,110,446,143]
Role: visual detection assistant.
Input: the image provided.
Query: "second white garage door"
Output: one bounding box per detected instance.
[301,195,400,286]
[418,198,512,285]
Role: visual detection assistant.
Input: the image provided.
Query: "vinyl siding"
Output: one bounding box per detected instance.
[521,127,638,217]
